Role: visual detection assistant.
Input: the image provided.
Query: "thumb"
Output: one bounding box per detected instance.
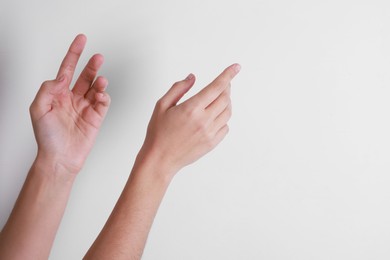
[30,77,66,120]
[158,74,196,109]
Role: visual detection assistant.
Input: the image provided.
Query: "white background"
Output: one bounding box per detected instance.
[1,0,390,259]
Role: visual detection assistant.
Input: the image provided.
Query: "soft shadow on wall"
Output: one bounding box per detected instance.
[97,36,158,129]
[91,34,165,161]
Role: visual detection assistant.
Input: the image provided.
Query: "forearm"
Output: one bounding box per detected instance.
[84,63,238,259]
[0,155,76,259]
[84,150,176,260]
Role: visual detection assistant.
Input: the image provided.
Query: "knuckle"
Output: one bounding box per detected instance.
[173,81,181,87]
[171,81,182,89]
[29,102,38,118]
[41,79,58,90]
[222,93,231,104]
[213,82,225,93]
[80,70,94,82]
[41,80,52,88]
[225,86,231,96]
[29,103,34,113]
[156,98,167,110]
[198,121,209,134]
[64,63,77,72]
[190,113,207,132]
[195,118,211,137]
[226,106,233,119]
[227,103,233,114]
[188,98,202,109]
[206,130,215,142]
[183,103,197,118]
[205,135,217,150]
[225,125,230,134]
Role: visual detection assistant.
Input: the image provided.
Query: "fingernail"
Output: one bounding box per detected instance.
[234,64,241,73]
[185,73,194,80]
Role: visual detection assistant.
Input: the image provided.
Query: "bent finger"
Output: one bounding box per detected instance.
[94,92,111,118]
[211,124,230,148]
[205,86,231,119]
[72,54,104,96]
[85,76,108,103]
[212,103,232,132]
[158,74,196,109]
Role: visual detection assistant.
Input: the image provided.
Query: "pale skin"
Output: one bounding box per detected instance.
[0,34,240,259]
[0,34,110,260]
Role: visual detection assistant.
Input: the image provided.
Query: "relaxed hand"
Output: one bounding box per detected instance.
[139,63,240,174]
[29,34,111,175]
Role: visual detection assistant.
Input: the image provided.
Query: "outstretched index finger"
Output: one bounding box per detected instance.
[190,63,240,108]
[56,34,87,82]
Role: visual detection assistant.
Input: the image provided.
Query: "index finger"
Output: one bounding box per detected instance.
[56,34,87,81]
[190,63,241,108]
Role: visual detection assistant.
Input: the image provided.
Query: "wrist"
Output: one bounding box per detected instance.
[33,152,79,183]
[135,146,179,182]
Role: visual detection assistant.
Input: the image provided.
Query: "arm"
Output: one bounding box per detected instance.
[84,64,241,259]
[0,34,110,259]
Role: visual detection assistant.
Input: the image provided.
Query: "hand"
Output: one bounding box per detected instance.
[29,34,111,175]
[139,63,241,174]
